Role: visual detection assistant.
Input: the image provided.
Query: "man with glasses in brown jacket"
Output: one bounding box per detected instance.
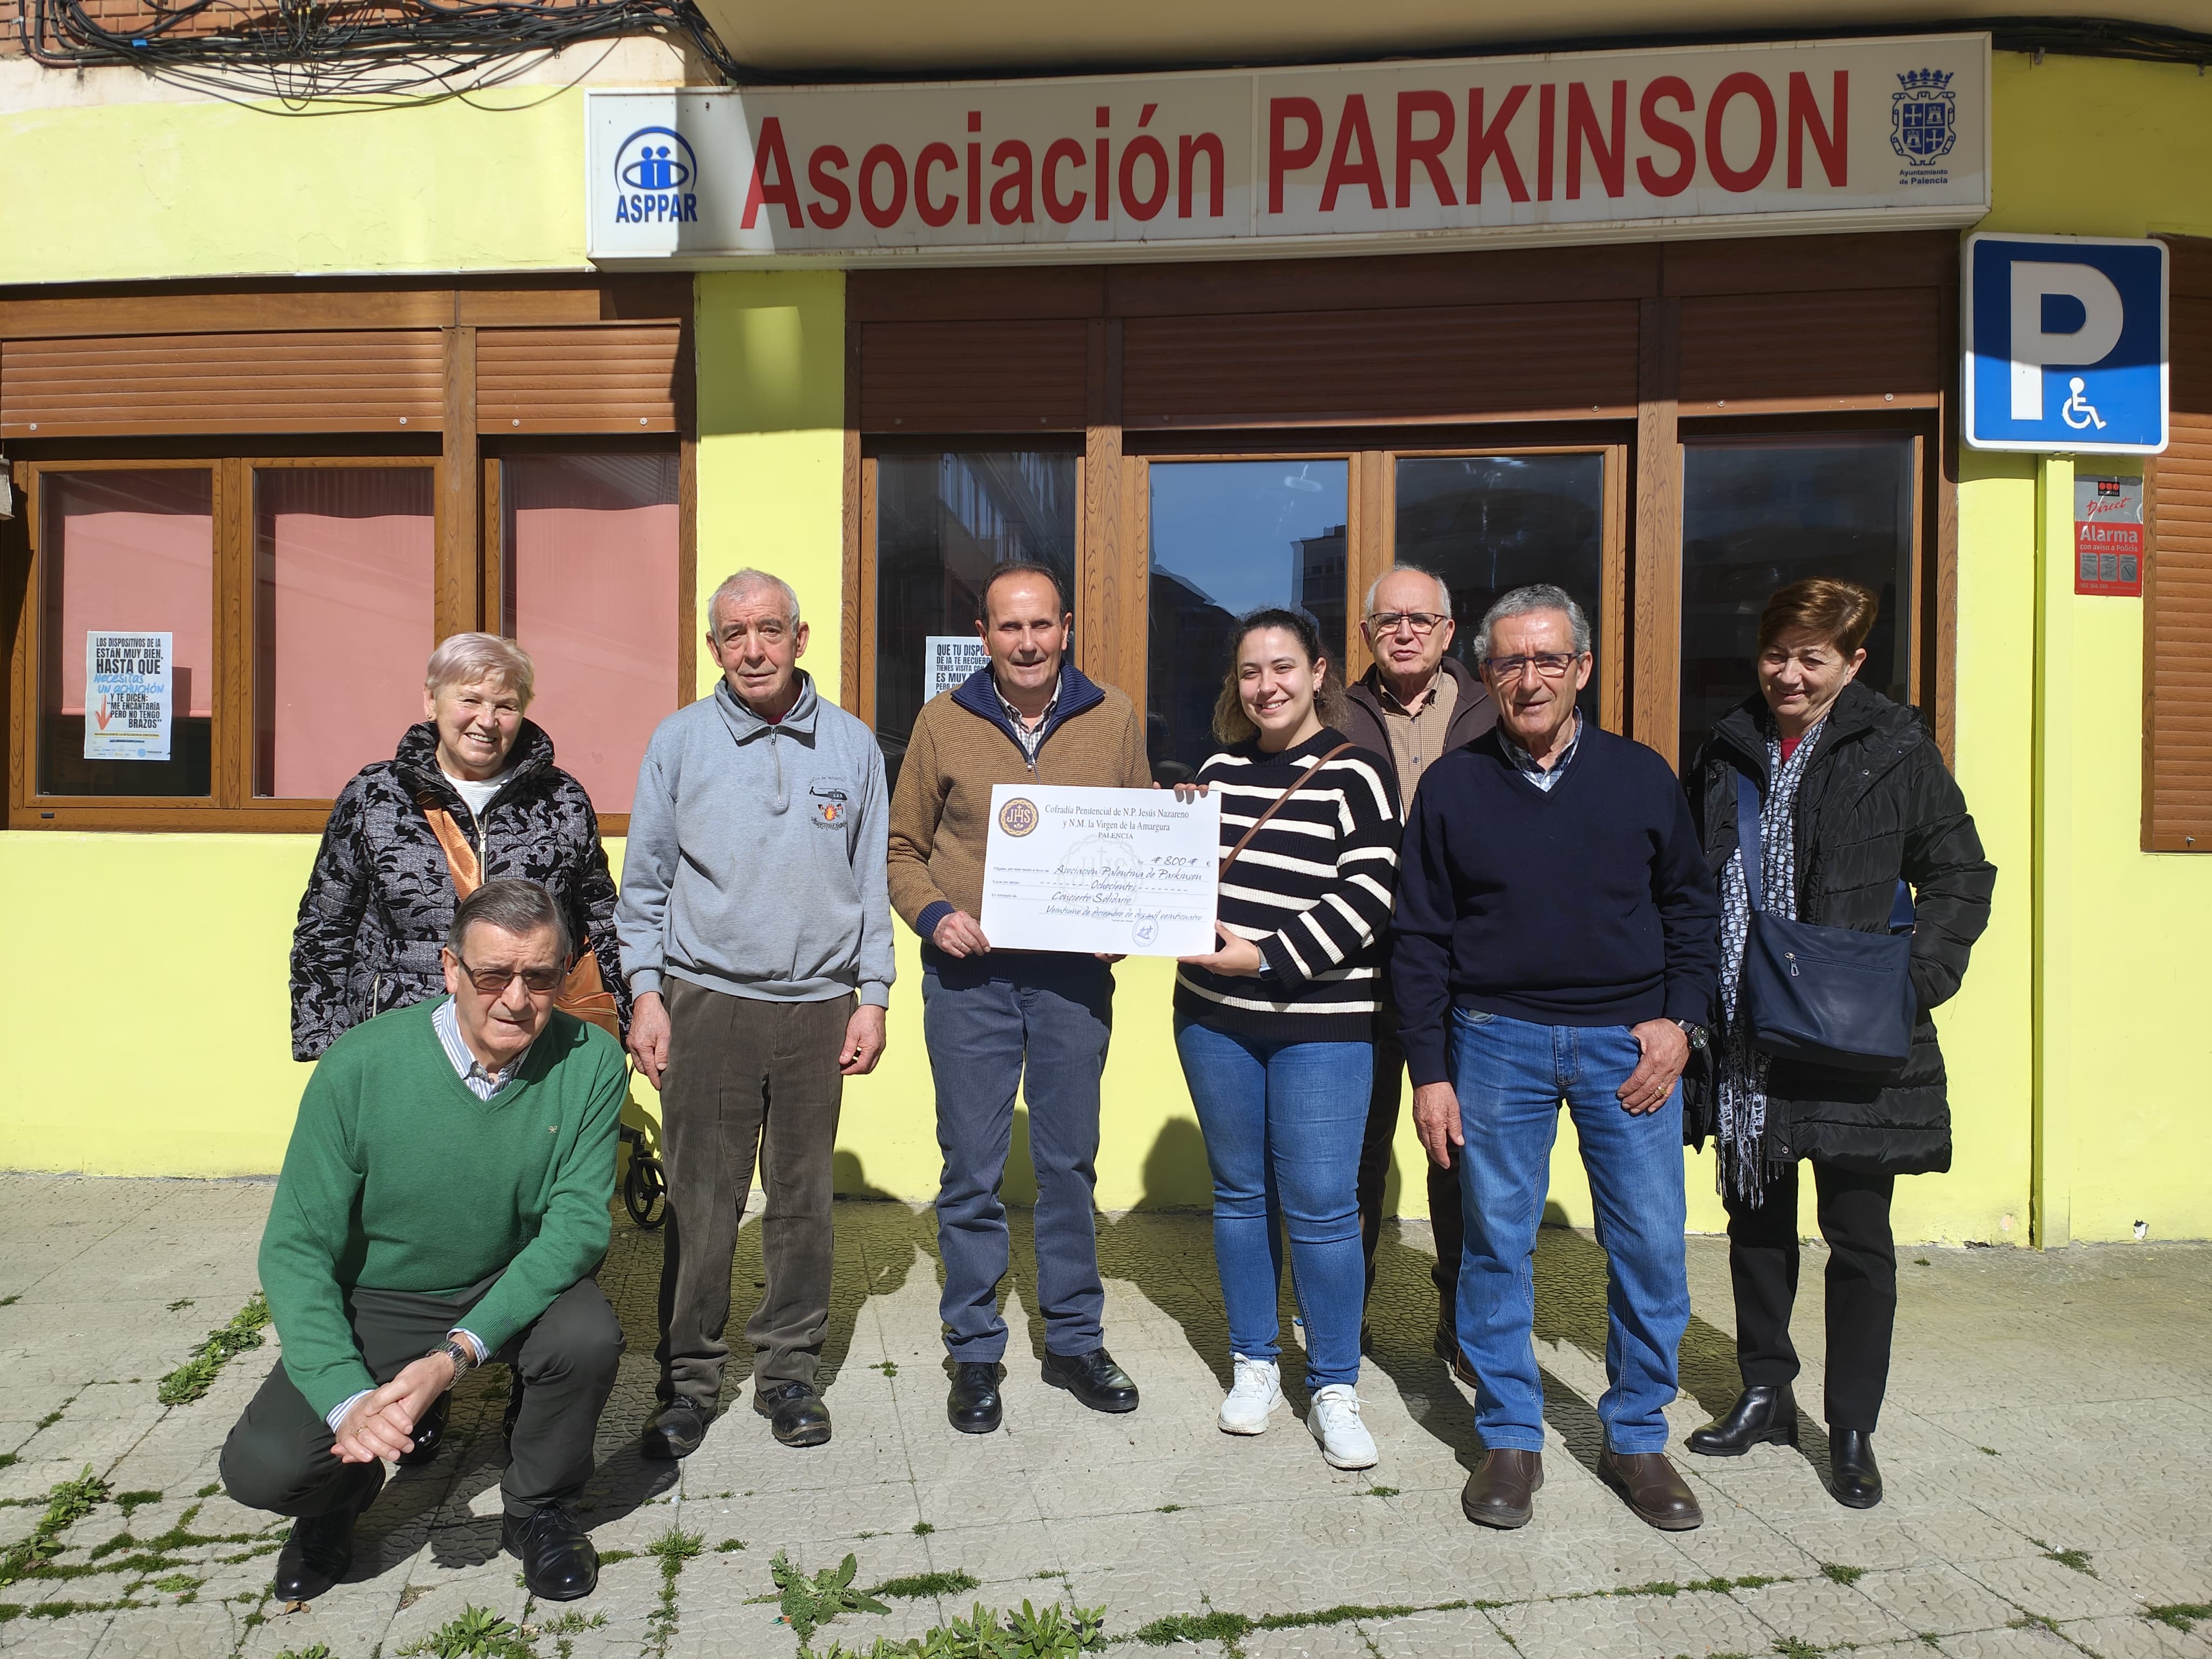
[1340,565,1495,1375]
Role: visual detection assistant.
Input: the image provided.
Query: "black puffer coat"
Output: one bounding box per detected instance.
[289,720,629,1060]
[1681,683,1995,1175]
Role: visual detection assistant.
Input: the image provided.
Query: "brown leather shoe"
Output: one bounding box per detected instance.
[1461,1449,1543,1529]
[1432,1317,1481,1390]
[1598,1448,1704,1530]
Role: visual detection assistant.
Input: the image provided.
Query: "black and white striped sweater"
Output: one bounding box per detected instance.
[1173,729,1404,1043]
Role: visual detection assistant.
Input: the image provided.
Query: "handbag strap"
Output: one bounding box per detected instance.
[1220,743,1355,878]
[1735,768,1914,930]
[417,797,483,900]
[1733,772,1767,914]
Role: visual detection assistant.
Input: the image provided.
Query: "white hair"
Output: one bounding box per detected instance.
[1473,584,1591,660]
[708,569,801,635]
[1364,564,1453,619]
[426,633,535,708]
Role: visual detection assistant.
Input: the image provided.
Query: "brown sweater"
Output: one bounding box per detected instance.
[887,664,1150,946]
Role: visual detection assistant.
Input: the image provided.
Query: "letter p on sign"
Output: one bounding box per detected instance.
[1966,233,2167,454]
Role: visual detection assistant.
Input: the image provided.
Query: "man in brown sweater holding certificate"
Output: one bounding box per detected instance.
[886,562,1150,1437]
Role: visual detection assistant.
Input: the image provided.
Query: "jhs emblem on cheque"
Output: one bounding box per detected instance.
[997,798,1040,837]
[1891,69,1958,167]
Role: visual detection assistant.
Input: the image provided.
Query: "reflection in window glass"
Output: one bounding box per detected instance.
[502,453,680,815]
[875,452,1077,785]
[254,468,436,799]
[1393,454,1606,718]
[39,470,215,798]
[1680,436,1915,761]
[1148,459,1349,783]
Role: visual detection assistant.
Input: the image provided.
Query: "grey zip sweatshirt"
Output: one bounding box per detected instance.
[616,672,895,1007]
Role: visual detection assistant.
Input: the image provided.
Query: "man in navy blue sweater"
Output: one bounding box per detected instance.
[1392,584,1720,1534]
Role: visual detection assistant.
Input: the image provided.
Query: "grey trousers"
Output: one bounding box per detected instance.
[657,979,851,1405]
[220,1276,623,1521]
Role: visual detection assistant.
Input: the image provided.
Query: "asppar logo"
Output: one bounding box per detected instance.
[613,126,700,225]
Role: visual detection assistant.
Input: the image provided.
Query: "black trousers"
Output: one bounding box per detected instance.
[1357,1011,1465,1323]
[1723,1160,1898,1433]
[220,1276,623,1521]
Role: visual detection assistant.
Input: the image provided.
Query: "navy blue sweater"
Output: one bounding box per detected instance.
[1389,724,1721,1087]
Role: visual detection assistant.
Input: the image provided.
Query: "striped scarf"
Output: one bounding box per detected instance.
[1712,718,1824,1205]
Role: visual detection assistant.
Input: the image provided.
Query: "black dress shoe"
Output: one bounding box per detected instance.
[755,1381,832,1448]
[947,1362,1002,1434]
[1041,1347,1138,1414]
[272,1464,382,1603]
[640,1396,709,1460]
[394,1393,450,1469]
[1688,1385,1798,1457]
[1830,1428,1884,1509]
[502,1502,598,1601]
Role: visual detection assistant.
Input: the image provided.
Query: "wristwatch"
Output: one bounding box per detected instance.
[432,1335,478,1386]
[1672,1018,1709,1053]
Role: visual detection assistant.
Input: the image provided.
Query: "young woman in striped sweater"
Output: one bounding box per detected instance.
[1172,608,1402,1469]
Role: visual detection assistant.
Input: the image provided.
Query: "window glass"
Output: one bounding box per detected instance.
[38,470,214,798]
[1392,453,1606,718]
[501,453,680,815]
[1680,436,1916,761]
[1147,459,1350,783]
[874,451,1077,785]
[254,468,436,799]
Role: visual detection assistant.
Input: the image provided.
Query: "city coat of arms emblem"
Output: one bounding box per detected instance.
[1891,69,1958,165]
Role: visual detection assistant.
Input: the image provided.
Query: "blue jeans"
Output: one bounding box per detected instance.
[1449,1008,1690,1455]
[1175,1018,1371,1392]
[923,952,1115,1363]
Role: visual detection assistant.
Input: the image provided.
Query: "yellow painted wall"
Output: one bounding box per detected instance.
[0,90,591,286]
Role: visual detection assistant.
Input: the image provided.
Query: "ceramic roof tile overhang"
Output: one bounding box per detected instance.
[692,0,2212,78]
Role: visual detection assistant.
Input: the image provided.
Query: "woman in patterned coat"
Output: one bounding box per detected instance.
[289,633,631,1062]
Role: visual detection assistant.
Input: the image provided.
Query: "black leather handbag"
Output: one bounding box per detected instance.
[1734,773,1916,1072]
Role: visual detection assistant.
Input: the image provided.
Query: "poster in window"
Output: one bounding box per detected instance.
[926,635,988,702]
[84,631,174,761]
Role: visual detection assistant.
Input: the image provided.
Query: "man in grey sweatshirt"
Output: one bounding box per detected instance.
[616,568,894,1459]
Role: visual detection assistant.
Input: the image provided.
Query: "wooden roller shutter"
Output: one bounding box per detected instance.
[1120,301,1640,429]
[1677,288,1944,412]
[476,323,683,433]
[0,331,443,437]
[858,320,1087,434]
[2144,242,2212,850]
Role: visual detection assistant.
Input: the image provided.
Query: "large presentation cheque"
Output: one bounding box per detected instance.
[979,784,1220,957]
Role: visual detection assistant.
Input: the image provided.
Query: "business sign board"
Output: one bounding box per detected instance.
[587,33,1989,265]
[1964,233,2169,455]
[2075,474,2145,596]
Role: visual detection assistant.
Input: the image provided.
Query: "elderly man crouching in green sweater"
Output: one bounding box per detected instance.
[222,879,627,1606]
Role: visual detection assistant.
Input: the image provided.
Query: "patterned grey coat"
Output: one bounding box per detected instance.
[288,720,629,1060]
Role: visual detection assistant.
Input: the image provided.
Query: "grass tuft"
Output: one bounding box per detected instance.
[870,1570,981,1600]
[1133,1610,1252,1646]
[0,1467,111,1586]
[1818,1563,1866,1587]
[2146,1603,2212,1633]
[157,1293,271,1406]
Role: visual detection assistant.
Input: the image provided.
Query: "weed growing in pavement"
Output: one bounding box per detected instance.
[2147,1603,2212,1632]
[1771,1640,1824,1659]
[811,1599,1105,1658]
[760,1550,891,1644]
[2008,1613,2062,1636]
[872,1572,981,1600]
[873,1360,900,1378]
[1978,1446,2000,1455]
[0,1296,17,1306]
[1154,1505,1182,1514]
[1363,1486,1400,1498]
[716,1537,747,1552]
[33,1413,60,1431]
[403,1604,532,1659]
[2032,1541,2096,1576]
[1819,1563,1866,1586]
[113,1491,163,1519]
[643,1526,704,1657]
[273,1647,332,1659]
[166,1299,195,1312]
[0,1467,110,1584]
[912,1522,934,1535]
[1134,1609,1252,1646]
[157,1292,271,1405]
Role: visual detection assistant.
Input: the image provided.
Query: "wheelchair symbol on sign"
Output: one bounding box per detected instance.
[2061,377,2108,431]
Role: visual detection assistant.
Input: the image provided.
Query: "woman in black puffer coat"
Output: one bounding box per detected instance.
[1680,578,1994,1511]
[289,633,630,1061]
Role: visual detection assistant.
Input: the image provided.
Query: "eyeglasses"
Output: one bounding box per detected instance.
[1364,611,1448,636]
[1482,652,1585,680]
[449,951,562,996]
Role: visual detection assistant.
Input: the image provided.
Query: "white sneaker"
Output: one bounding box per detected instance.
[1306,1384,1379,1470]
[1218,1354,1284,1435]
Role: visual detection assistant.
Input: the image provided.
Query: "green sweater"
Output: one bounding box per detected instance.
[260,1000,626,1419]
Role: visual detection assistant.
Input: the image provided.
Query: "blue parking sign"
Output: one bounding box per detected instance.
[1964,234,2167,454]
